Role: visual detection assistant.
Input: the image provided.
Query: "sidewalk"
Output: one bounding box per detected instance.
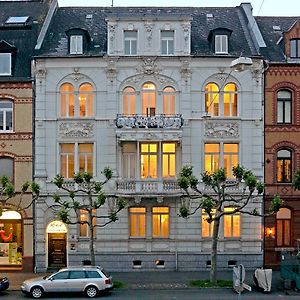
[0,269,298,296]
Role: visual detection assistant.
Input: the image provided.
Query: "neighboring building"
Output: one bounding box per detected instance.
[0,0,50,271]
[34,3,264,271]
[257,16,300,268]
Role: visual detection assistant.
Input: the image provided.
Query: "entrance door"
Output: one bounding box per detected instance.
[48,233,67,268]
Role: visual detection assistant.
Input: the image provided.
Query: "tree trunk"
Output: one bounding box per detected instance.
[210,217,220,283]
[89,210,95,266]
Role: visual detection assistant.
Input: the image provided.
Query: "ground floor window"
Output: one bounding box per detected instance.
[0,211,22,265]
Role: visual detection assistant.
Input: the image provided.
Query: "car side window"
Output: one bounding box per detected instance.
[69,270,87,279]
[86,271,102,278]
[51,271,69,280]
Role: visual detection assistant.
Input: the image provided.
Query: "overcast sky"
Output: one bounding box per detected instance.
[58,0,299,16]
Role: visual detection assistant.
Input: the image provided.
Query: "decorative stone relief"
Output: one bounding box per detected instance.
[181,23,191,50]
[71,68,84,82]
[180,59,192,84]
[136,57,161,75]
[59,122,94,138]
[205,122,239,138]
[251,61,263,85]
[215,73,230,82]
[108,24,117,51]
[106,59,118,83]
[144,22,154,47]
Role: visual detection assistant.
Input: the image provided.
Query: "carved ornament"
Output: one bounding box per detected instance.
[59,122,94,138]
[205,122,239,138]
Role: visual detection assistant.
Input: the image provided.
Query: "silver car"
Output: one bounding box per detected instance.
[21,266,113,298]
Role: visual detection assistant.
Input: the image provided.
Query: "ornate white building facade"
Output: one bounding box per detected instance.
[34,3,265,271]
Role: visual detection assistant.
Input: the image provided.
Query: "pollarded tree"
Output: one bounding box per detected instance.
[52,167,126,266]
[178,165,283,283]
[0,175,40,215]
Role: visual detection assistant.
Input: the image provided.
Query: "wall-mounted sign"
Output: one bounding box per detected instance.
[47,221,67,233]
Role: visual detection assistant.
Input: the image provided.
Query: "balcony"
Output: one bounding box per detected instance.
[116,178,181,196]
[116,114,184,129]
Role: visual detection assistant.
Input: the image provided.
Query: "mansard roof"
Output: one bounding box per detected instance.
[0,0,49,81]
[256,16,300,62]
[38,6,259,58]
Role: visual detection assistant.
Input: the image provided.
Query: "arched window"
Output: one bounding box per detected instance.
[223,83,237,116]
[79,83,94,117]
[277,149,292,183]
[276,208,291,247]
[0,156,14,183]
[60,83,94,118]
[205,83,219,116]
[123,87,136,115]
[277,90,292,124]
[0,99,13,132]
[60,83,74,117]
[163,87,175,115]
[142,82,156,116]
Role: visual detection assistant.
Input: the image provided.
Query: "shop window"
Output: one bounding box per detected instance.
[0,100,13,131]
[152,207,169,238]
[277,149,292,183]
[0,211,22,266]
[224,207,240,238]
[276,208,291,247]
[129,207,146,238]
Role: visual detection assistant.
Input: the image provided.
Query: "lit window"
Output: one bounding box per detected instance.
[277,90,291,124]
[152,207,169,238]
[123,87,136,115]
[224,207,240,238]
[124,31,137,55]
[60,143,93,178]
[162,143,176,178]
[79,209,96,238]
[129,207,146,238]
[140,143,157,179]
[205,82,238,117]
[161,30,174,55]
[0,157,14,183]
[276,208,291,247]
[163,87,175,115]
[0,53,11,76]
[142,82,156,116]
[290,39,300,58]
[70,35,83,54]
[205,143,238,177]
[60,83,94,118]
[223,83,237,116]
[215,35,228,54]
[122,143,136,179]
[277,149,292,183]
[205,83,219,116]
[202,209,215,238]
[0,100,13,131]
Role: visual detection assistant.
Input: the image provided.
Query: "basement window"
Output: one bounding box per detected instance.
[132,260,142,269]
[228,260,237,268]
[155,259,165,268]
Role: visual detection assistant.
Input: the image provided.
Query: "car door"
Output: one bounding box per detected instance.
[43,271,70,292]
[68,270,87,292]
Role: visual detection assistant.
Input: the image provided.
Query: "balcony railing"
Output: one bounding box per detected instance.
[116,179,181,195]
[116,114,184,129]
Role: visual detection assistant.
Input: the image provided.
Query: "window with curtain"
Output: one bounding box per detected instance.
[140,143,158,179]
[142,82,156,116]
[0,100,13,131]
[70,35,83,54]
[129,207,146,238]
[79,209,96,238]
[277,149,292,183]
[276,208,291,247]
[163,86,176,115]
[224,207,240,238]
[123,87,136,115]
[215,35,228,54]
[202,209,215,238]
[152,207,169,238]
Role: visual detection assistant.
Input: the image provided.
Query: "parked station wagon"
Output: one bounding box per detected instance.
[21,266,113,298]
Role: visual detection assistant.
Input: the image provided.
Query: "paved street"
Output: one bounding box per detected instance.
[0,289,300,300]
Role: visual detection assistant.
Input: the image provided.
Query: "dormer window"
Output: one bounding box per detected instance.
[215,35,228,54]
[66,28,90,55]
[0,53,11,75]
[70,35,83,54]
[124,30,137,55]
[290,39,300,58]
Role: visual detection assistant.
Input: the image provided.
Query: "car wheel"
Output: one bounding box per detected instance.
[30,286,44,299]
[85,285,98,298]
